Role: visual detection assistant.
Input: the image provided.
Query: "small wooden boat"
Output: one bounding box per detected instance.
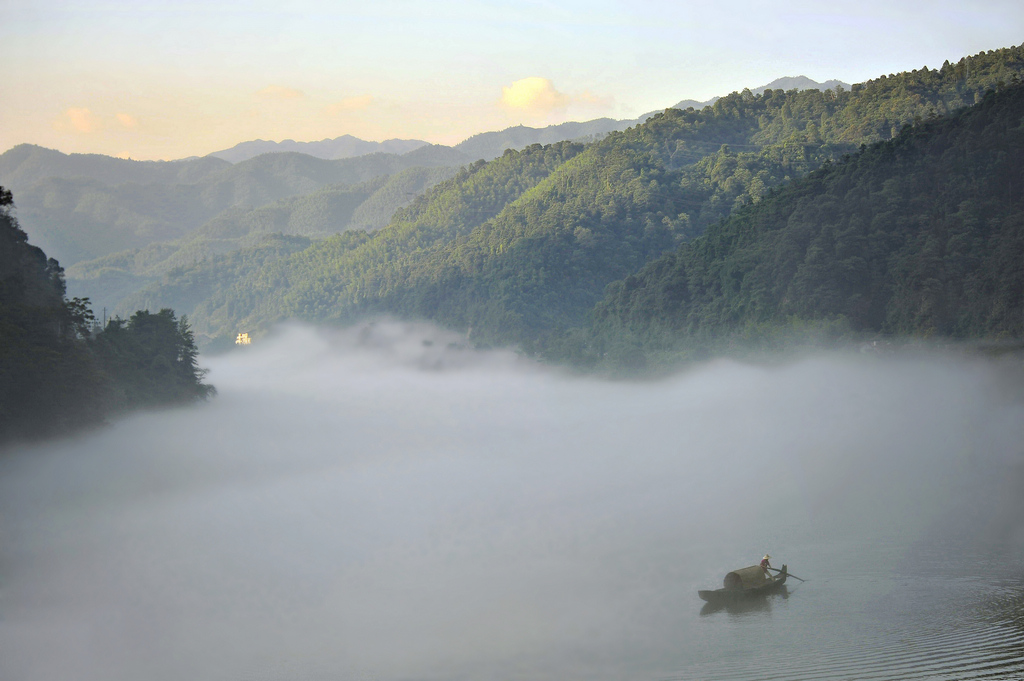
[698,564,788,603]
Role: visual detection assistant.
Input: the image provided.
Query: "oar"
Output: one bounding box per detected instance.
[769,567,808,582]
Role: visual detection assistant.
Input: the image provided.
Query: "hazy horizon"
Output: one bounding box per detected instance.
[4,5,1024,679]
[2,75,843,164]
[2,1,1021,160]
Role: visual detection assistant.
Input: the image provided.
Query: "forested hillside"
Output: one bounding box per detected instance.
[454,119,635,161]
[663,76,849,115]
[0,144,469,267]
[448,78,847,160]
[64,164,460,315]
[115,234,317,340]
[585,83,1024,368]
[67,164,456,307]
[202,78,848,166]
[167,45,1024,348]
[189,142,585,341]
[0,188,213,443]
[0,144,230,189]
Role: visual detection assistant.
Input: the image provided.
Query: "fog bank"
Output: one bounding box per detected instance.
[2,322,1023,681]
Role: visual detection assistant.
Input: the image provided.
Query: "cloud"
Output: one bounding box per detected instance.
[500,77,571,114]
[52,109,145,135]
[499,78,614,116]
[55,107,101,134]
[116,113,138,129]
[326,94,374,114]
[256,85,305,100]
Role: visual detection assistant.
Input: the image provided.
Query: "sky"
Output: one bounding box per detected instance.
[1,0,1022,160]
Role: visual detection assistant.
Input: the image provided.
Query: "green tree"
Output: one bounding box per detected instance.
[95,309,215,408]
[2,186,214,444]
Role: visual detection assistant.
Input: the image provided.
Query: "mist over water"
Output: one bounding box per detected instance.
[2,322,1024,681]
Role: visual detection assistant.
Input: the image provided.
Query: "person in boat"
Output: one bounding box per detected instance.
[760,554,772,578]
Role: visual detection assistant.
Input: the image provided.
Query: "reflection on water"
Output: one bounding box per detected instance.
[680,550,1024,681]
[1,324,1023,681]
[698,586,788,617]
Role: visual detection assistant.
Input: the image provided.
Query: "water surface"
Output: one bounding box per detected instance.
[2,324,1023,680]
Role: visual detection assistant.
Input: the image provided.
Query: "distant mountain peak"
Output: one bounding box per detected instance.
[753,75,851,94]
[666,75,851,113]
[207,135,430,164]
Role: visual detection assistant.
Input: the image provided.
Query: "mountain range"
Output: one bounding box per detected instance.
[0,143,470,268]
[4,48,1022,362]
[589,83,1024,368]
[208,135,430,164]
[668,75,851,111]
[0,73,857,318]
[105,45,1020,353]
[205,76,853,165]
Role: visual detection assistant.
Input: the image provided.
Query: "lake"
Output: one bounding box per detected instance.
[2,323,1023,680]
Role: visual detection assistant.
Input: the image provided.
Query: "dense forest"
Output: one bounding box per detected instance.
[164,45,1024,349]
[0,187,213,444]
[4,45,1024,378]
[582,83,1024,368]
[185,142,588,340]
[65,166,457,318]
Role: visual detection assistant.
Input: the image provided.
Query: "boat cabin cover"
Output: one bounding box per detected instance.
[723,566,769,590]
